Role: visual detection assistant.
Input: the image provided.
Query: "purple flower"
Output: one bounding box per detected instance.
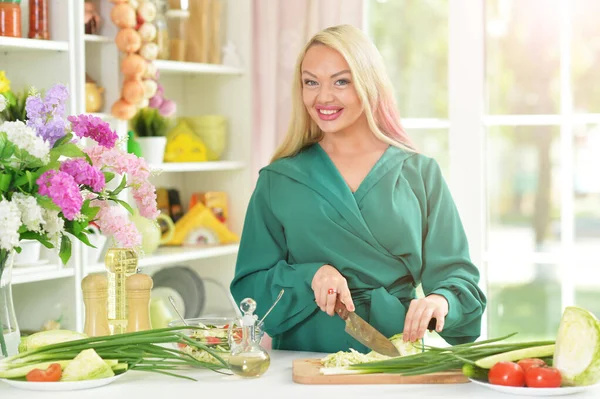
[25,84,70,146]
[67,114,118,149]
[60,158,105,192]
[37,170,83,220]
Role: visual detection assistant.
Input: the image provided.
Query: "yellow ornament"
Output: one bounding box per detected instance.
[0,71,11,93]
[164,120,208,162]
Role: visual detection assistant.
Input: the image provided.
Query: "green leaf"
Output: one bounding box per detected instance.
[103,171,116,184]
[59,235,72,265]
[52,133,73,149]
[0,140,15,160]
[84,205,101,221]
[76,231,95,248]
[25,170,34,191]
[19,232,54,249]
[111,198,135,215]
[111,175,128,196]
[36,160,60,176]
[50,142,84,162]
[0,173,11,191]
[35,194,61,211]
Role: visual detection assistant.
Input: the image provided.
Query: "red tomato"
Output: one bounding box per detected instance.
[489,361,525,387]
[517,358,546,372]
[177,342,187,349]
[26,363,62,382]
[525,366,562,388]
[205,336,221,344]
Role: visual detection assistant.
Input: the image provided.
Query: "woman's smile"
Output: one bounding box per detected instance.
[316,105,344,121]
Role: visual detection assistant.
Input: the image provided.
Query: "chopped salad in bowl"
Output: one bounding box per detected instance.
[168,317,265,365]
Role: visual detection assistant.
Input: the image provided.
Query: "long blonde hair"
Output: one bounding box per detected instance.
[270,24,414,163]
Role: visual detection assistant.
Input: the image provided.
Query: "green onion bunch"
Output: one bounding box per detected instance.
[0,326,232,381]
[334,333,555,376]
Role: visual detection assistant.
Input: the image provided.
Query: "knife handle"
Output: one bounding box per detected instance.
[334,296,350,320]
[428,318,437,331]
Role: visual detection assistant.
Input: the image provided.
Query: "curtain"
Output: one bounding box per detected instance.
[251,0,365,178]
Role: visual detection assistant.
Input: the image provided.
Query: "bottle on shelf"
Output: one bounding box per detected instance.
[81,273,111,337]
[105,248,138,335]
[0,0,22,38]
[28,0,49,39]
[154,0,170,60]
[126,273,153,333]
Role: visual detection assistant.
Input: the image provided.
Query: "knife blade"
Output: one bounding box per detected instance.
[334,296,400,357]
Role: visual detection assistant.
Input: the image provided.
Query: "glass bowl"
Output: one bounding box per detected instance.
[168,317,265,365]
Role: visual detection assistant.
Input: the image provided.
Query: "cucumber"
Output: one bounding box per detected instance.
[61,349,115,382]
[475,344,555,369]
[0,360,72,379]
[462,363,488,381]
[0,359,122,379]
[111,363,128,375]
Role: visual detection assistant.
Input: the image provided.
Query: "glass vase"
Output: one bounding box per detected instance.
[0,250,20,358]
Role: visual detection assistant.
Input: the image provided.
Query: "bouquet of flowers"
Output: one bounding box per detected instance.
[0,82,158,293]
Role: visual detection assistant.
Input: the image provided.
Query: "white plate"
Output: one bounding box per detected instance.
[0,374,124,391]
[469,378,600,396]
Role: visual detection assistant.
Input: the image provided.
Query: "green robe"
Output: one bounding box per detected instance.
[230,143,486,353]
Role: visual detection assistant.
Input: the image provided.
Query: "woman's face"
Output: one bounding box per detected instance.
[301,45,364,135]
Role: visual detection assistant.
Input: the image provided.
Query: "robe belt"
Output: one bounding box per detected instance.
[349,276,416,339]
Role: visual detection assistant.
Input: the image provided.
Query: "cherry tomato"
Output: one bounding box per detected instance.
[525,366,562,388]
[205,336,221,345]
[489,361,525,387]
[26,363,62,382]
[517,358,546,372]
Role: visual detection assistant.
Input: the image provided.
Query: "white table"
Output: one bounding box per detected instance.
[1,350,599,398]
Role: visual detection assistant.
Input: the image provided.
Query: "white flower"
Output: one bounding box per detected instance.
[0,121,50,164]
[0,95,6,112]
[0,198,21,251]
[12,193,45,233]
[41,209,64,247]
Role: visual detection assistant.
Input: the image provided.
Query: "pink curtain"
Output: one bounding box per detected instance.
[251,0,364,179]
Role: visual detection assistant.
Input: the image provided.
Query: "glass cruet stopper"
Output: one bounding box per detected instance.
[227,297,270,378]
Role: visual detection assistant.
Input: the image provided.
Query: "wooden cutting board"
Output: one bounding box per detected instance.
[292,358,469,385]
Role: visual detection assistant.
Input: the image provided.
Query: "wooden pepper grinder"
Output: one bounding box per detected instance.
[126,273,153,332]
[82,274,111,337]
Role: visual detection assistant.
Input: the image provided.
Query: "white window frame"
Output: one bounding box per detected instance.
[367,0,597,340]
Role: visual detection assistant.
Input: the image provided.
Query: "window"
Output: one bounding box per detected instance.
[367,0,600,343]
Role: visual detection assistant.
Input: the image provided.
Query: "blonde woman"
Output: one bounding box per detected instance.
[230,25,486,353]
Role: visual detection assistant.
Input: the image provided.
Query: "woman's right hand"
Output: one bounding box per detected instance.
[311,265,355,316]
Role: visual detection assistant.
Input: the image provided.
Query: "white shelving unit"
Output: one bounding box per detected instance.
[3,0,253,334]
[0,36,68,51]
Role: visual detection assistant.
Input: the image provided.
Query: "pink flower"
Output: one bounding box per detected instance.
[68,114,118,148]
[92,201,141,248]
[85,146,159,219]
[60,158,105,192]
[37,170,83,220]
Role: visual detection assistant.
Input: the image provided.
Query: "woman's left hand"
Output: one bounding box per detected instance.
[402,294,449,342]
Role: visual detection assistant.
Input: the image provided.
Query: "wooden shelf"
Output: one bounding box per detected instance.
[86,244,239,274]
[154,60,244,75]
[84,34,113,43]
[13,265,74,285]
[0,37,68,52]
[149,161,246,173]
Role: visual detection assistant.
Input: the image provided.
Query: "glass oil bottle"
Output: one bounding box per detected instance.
[105,248,138,335]
[227,298,270,378]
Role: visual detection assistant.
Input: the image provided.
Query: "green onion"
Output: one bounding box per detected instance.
[321,333,556,376]
[0,326,233,380]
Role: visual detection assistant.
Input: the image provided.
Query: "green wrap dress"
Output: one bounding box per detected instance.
[230,143,486,353]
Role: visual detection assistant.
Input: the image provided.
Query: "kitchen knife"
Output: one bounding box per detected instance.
[334,296,400,357]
